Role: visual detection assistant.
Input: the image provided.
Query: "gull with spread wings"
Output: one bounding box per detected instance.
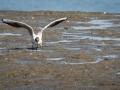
[2,17,67,50]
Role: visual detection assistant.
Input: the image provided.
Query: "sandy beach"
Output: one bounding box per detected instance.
[0,11,120,90]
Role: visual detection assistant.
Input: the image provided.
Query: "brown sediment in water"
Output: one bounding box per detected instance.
[0,10,120,90]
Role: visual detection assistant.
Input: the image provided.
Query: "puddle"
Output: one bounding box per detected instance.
[80,36,120,41]
[62,31,92,37]
[8,85,52,90]
[93,47,103,51]
[45,41,59,45]
[114,44,120,46]
[63,54,120,65]
[63,31,120,41]
[0,47,6,50]
[57,39,73,43]
[103,54,118,59]
[60,58,104,65]
[65,47,81,50]
[72,19,120,30]
[0,21,2,24]
[77,86,98,89]
[0,14,5,16]
[46,58,63,61]
[45,40,73,45]
[29,49,54,52]
[88,20,112,26]
[16,60,41,64]
[29,74,56,81]
[0,47,7,55]
[0,33,22,36]
[117,72,120,74]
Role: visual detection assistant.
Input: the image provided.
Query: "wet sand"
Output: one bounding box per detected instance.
[0,11,120,90]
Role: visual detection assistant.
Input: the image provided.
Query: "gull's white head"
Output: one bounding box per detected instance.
[35,37,39,43]
[35,37,42,46]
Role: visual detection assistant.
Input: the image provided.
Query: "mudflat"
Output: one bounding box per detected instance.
[0,11,120,90]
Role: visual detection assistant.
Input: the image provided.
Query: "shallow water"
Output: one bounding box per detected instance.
[93,47,103,51]
[0,33,22,36]
[0,20,2,24]
[60,58,104,65]
[80,36,120,41]
[62,30,120,42]
[45,39,74,45]
[117,72,120,74]
[46,58,63,61]
[0,47,6,49]
[103,54,119,59]
[29,49,54,52]
[16,60,39,64]
[72,19,120,30]
[65,47,81,50]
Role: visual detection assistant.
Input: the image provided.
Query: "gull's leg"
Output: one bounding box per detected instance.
[36,47,37,51]
[36,43,38,51]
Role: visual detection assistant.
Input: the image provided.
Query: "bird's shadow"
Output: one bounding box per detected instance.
[12,47,39,50]
[11,47,31,50]
[9,47,38,51]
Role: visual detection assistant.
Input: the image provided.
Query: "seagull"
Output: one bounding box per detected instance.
[2,17,67,50]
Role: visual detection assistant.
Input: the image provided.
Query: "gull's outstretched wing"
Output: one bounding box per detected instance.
[2,19,34,36]
[37,17,67,37]
[41,17,67,32]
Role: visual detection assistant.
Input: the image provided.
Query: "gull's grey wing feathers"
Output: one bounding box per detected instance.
[41,17,67,32]
[2,19,34,36]
[37,17,67,37]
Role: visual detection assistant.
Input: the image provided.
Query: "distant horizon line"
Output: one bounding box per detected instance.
[0,9,120,14]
